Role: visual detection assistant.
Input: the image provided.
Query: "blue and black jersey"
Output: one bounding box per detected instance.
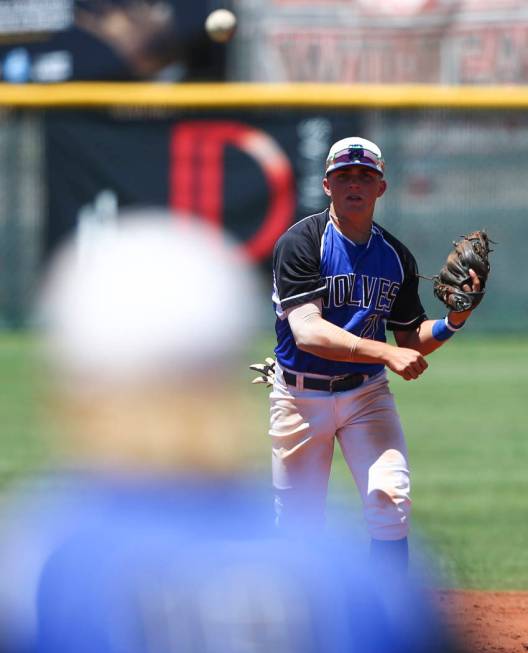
[272,209,427,376]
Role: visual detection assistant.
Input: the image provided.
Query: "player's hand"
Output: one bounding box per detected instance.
[448,268,480,324]
[383,345,428,381]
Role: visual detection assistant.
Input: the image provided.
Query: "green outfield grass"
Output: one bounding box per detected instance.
[0,333,50,488]
[389,334,528,590]
[1,331,527,590]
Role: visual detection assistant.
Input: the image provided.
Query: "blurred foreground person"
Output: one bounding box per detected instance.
[0,213,461,653]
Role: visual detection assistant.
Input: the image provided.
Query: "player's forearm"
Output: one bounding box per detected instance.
[292,315,356,361]
[290,310,427,380]
[395,320,444,355]
[395,314,469,355]
[292,314,395,364]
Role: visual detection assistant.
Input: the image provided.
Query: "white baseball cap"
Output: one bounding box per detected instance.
[325,137,385,176]
[37,211,261,384]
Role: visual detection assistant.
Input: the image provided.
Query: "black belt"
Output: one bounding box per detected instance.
[283,370,369,393]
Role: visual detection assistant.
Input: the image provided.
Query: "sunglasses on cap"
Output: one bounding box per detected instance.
[326,146,384,176]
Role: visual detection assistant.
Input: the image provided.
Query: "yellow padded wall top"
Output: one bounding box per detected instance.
[1,82,528,109]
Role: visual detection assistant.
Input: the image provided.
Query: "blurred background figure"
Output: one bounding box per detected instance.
[0,0,229,82]
[0,211,461,653]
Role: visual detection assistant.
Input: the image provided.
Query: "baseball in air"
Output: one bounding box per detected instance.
[205,9,237,43]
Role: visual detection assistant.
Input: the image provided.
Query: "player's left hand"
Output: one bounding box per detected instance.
[447,268,480,325]
[433,229,492,314]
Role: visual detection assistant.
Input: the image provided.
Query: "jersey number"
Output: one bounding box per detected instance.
[359,314,381,340]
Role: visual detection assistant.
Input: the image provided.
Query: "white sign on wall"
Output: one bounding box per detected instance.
[0,0,72,34]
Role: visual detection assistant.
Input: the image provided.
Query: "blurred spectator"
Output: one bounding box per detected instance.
[0,0,227,82]
[0,212,462,653]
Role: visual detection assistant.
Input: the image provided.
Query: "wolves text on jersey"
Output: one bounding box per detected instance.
[322,273,400,313]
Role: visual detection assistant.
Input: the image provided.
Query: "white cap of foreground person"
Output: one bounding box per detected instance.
[38,211,259,384]
[35,211,262,473]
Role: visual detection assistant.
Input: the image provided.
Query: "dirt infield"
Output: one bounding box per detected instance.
[436,590,528,652]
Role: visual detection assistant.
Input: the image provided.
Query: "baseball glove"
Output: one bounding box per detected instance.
[432,230,493,312]
[249,357,276,387]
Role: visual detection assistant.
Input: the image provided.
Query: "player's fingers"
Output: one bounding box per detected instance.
[462,268,480,293]
[406,358,427,379]
[403,365,419,380]
[469,268,481,292]
[417,356,428,372]
[252,376,267,384]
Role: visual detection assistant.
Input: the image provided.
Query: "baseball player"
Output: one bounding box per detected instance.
[267,136,481,573]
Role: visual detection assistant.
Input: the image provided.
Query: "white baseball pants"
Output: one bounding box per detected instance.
[269,364,410,540]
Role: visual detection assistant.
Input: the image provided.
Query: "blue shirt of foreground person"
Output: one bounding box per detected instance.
[0,473,457,653]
